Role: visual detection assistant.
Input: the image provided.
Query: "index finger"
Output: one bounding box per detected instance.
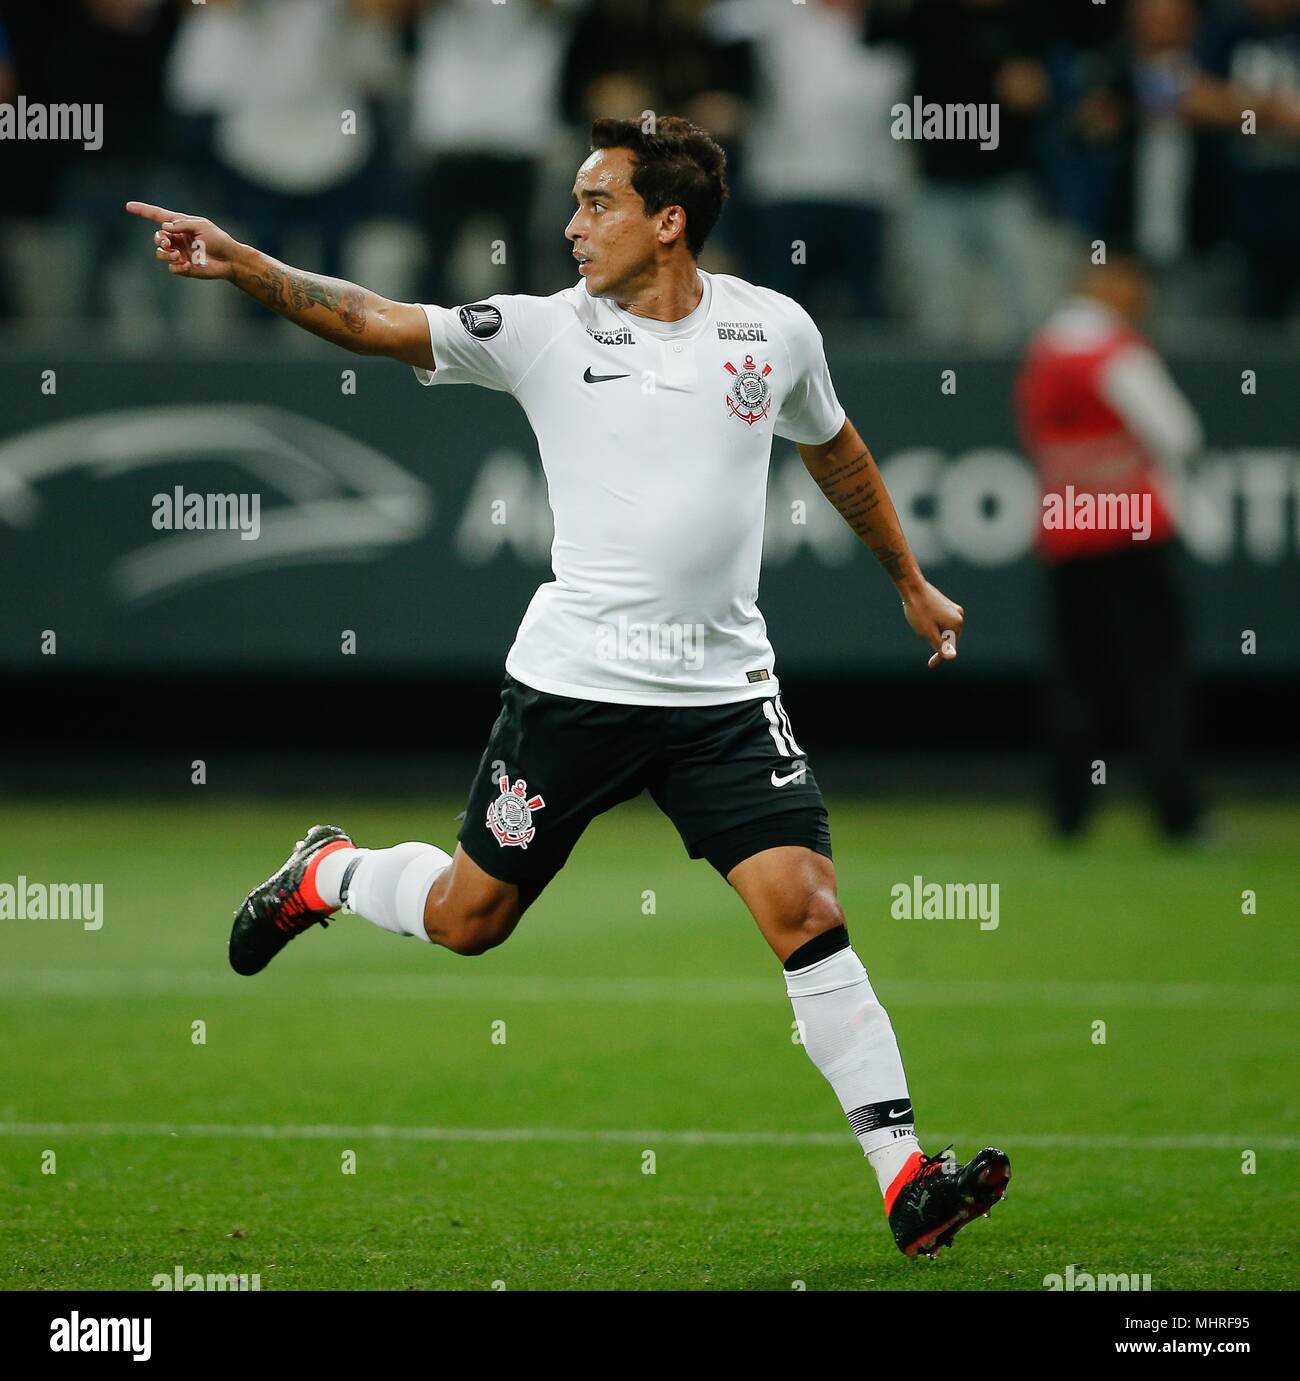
[125,202,180,224]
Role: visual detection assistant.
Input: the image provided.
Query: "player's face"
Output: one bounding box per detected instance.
[565,148,663,299]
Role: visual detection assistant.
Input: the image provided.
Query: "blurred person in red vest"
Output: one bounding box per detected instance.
[1015,249,1207,840]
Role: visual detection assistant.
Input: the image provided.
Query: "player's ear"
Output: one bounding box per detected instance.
[659,205,687,247]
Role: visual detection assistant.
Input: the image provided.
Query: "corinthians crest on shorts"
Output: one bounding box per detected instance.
[487,774,546,849]
[723,355,773,426]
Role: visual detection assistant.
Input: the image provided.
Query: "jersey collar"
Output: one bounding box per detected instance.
[605,270,714,340]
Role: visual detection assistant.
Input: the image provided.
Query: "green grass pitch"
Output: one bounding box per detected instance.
[1,797,1296,1291]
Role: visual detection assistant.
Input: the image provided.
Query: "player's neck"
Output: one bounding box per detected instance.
[613,263,704,324]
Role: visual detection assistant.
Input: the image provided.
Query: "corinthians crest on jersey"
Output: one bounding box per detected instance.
[723,354,773,426]
[487,774,546,849]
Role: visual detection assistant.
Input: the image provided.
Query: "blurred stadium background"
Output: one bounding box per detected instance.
[0,0,1297,1292]
[2,0,1298,794]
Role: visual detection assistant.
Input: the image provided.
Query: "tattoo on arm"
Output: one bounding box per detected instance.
[248,263,367,333]
[811,446,904,579]
[868,544,906,583]
[285,271,367,333]
[252,264,288,310]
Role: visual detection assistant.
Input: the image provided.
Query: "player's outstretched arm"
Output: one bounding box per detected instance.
[799,419,964,669]
[124,202,434,369]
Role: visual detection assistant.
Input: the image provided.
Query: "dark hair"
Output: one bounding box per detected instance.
[589,115,729,258]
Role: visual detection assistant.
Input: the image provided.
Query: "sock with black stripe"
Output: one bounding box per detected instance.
[784,925,923,1198]
[312,842,449,942]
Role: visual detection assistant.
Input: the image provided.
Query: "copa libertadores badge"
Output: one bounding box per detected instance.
[458,302,503,339]
[724,354,773,425]
[487,775,546,849]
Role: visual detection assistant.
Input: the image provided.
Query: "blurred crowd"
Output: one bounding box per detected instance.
[1,0,1298,343]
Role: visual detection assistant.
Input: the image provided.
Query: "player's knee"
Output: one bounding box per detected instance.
[788,885,846,942]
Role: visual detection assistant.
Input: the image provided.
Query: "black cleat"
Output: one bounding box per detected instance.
[887,1145,1011,1259]
[229,824,354,976]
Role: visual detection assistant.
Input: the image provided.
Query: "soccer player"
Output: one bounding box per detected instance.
[126,117,1009,1260]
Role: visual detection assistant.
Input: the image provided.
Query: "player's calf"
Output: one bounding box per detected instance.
[318,835,523,956]
[319,837,521,955]
[226,823,534,971]
[420,849,522,955]
[230,828,474,973]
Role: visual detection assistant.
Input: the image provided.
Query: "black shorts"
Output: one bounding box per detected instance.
[458,674,831,907]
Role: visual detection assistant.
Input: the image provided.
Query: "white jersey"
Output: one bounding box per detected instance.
[412,270,845,706]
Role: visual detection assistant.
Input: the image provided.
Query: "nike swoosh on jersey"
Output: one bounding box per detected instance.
[888,1104,913,1120]
[583,367,631,383]
[770,767,806,787]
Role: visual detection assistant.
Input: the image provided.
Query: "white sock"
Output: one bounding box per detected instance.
[317,843,450,942]
[865,1130,924,1200]
[785,941,923,1198]
[313,846,357,910]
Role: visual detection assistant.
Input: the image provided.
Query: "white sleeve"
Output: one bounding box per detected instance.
[1098,343,1204,472]
[774,305,847,445]
[410,295,558,394]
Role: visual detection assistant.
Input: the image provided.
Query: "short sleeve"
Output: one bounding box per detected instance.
[774,305,846,445]
[411,294,563,394]
[1099,342,1204,470]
